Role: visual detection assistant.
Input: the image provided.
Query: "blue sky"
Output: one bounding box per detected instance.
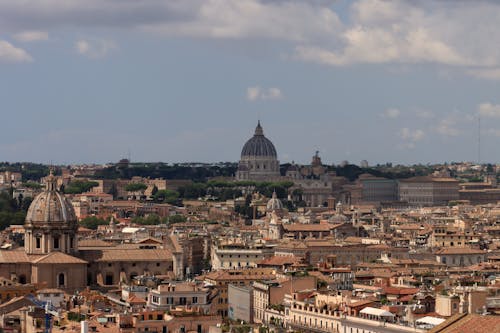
[1,0,500,165]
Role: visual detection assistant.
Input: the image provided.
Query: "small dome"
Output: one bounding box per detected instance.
[266,191,283,211]
[25,172,77,226]
[241,121,277,158]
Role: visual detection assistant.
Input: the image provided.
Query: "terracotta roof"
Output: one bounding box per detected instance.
[435,248,485,255]
[283,223,332,232]
[258,255,301,266]
[78,239,114,248]
[429,313,500,333]
[82,249,172,262]
[0,249,33,263]
[383,286,419,295]
[399,176,458,183]
[32,252,88,264]
[127,295,147,304]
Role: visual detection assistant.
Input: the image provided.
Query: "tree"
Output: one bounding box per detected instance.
[80,216,108,230]
[168,214,187,224]
[125,183,148,192]
[64,180,99,194]
[152,190,180,204]
[22,182,42,190]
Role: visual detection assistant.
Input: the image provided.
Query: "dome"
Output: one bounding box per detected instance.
[266,190,283,211]
[25,172,77,226]
[241,121,277,158]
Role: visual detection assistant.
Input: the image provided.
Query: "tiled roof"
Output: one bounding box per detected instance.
[78,239,114,248]
[429,313,500,333]
[435,248,485,255]
[81,249,172,262]
[0,249,33,263]
[283,223,332,232]
[32,251,88,264]
[258,255,301,266]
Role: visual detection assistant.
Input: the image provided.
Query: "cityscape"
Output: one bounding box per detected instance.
[1,1,500,333]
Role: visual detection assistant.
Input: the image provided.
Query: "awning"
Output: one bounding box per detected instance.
[415,316,445,326]
[359,307,395,317]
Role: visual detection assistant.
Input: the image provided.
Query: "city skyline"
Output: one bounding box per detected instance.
[1,0,500,164]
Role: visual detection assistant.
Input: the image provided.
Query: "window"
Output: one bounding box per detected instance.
[105,273,113,285]
[53,237,60,249]
[36,237,41,249]
[58,273,65,287]
[192,297,198,304]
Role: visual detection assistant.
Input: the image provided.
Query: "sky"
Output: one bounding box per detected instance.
[1,0,500,166]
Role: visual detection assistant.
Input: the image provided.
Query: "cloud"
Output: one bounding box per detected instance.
[0,40,32,62]
[293,0,500,78]
[485,128,500,137]
[435,119,460,137]
[478,102,500,118]
[398,127,425,149]
[75,38,116,59]
[381,108,400,118]
[13,31,49,42]
[415,109,435,119]
[433,111,474,137]
[400,127,425,142]
[246,86,283,101]
[467,68,500,80]
[1,1,500,78]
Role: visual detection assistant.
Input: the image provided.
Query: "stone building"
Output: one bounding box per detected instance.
[398,176,459,206]
[236,121,280,181]
[0,172,174,292]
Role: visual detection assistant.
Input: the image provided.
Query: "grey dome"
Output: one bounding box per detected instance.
[241,121,277,158]
[25,173,77,226]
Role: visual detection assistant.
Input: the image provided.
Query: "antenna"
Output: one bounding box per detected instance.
[478,115,481,164]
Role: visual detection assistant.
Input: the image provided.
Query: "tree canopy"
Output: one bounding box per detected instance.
[64,180,99,194]
[125,183,148,192]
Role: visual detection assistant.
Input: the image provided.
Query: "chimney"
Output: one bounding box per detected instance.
[81,320,89,333]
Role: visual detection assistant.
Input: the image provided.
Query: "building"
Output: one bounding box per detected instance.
[148,282,214,313]
[203,268,276,317]
[253,276,316,324]
[398,177,459,206]
[435,248,486,267]
[235,121,280,181]
[211,240,275,270]
[0,172,174,291]
[358,174,398,204]
[0,278,35,304]
[228,284,253,323]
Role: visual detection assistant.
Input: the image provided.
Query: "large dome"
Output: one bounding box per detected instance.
[241,121,277,158]
[25,172,77,226]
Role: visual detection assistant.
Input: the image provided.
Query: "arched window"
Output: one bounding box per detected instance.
[58,273,65,287]
[19,275,27,284]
